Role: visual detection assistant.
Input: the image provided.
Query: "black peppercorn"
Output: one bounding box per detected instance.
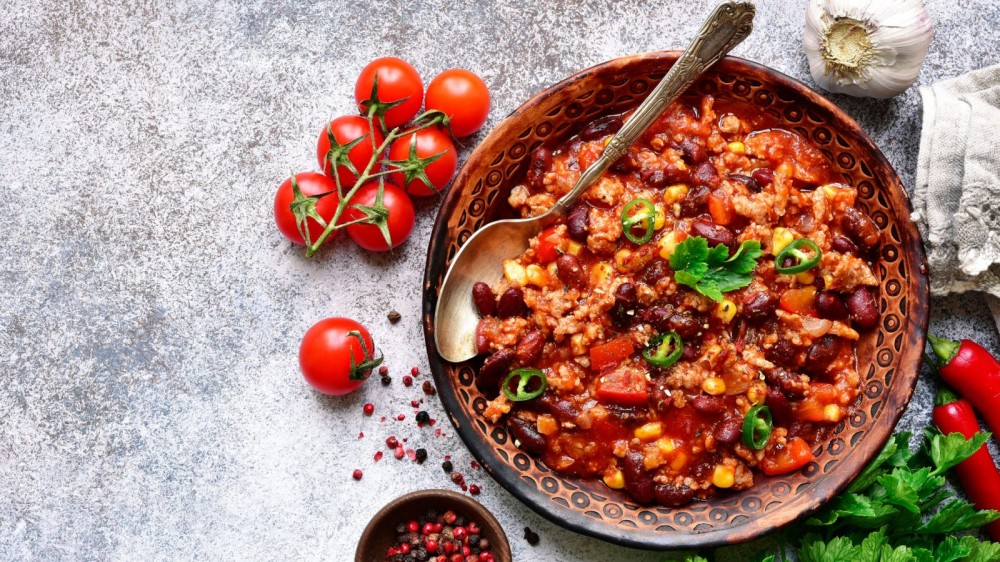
[442,460,453,473]
[415,448,428,464]
[415,411,430,424]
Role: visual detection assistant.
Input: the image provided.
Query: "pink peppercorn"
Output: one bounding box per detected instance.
[363,403,374,416]
[469,484,481,495]
[352,469,362,480]
[411,366,420,376]
[403,375,413,387]
[386,436,399,449]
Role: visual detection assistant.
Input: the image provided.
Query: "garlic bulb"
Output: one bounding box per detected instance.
[803,0,933,99]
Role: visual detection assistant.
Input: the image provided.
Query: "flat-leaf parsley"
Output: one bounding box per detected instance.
[669,236,763,302]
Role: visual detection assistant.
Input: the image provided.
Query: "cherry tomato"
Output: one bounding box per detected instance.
[299,317,380,395]
[316,115,384,188]
[388,127,458,197]
[425,68,491,137]
[344,182,415,252]
[354,57,423,129]
[273,172,340,246]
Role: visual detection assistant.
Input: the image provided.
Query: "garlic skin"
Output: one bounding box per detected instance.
[804,0,934,99]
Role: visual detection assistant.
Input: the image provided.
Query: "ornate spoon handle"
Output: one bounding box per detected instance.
[547,1,756,219]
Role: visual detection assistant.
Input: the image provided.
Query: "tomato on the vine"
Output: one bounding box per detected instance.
[273,172,340,246]
[316,115,384,188]
[299,317,381,395]
[354,57,423,130]
[345,182,415,252]
[387,127,458,197]
[425,68,491,137]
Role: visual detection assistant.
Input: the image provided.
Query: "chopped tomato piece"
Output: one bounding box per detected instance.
[761,437,814,475]
[794,382,838,422]
[779,286,817,316]
[590,337,635,371]
[708,190,734,225]
[596,367,649,406]
[535,226,564,264]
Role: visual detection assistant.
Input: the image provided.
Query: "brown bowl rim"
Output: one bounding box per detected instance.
[354,488,512,562]
[422,51,929,550]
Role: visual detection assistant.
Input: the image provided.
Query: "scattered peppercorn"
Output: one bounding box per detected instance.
[524,526,540,546]
[469,484,481,495]
[352,469,363,480]
[415,448,428,464]
[422,381,436,396]
[380,375,391,386]
[416,411,430,424]
[394,447,405,460]
[386,436,399,449]
[388,310,402,323]
[363,403,375,416]
[403,375,414,387]
[411,366,420,376]
[450,472,465,486]
[442,460,453,473]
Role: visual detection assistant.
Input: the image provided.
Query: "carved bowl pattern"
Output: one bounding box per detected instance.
[422,53,929,549]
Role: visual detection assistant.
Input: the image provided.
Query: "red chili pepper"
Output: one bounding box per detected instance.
[927,333,1000,436]
[932,388,1000,541]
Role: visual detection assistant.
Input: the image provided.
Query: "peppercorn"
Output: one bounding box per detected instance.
[442,460,453,473]
[403,375,413,387]
[416,411,430,424]
[352,469,363,480]
[415,448,428,464]
[388,310,401,323]
[469,484,481,495]
[524,526,540,546]
[422,380,436,395]
[381,376,392,386]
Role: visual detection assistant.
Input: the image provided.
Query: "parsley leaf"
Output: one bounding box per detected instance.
[916,499,1000,534]
[799,535,858,562]
[670,236,762,302]
[926,428,991,476]
[967,539,1000,562]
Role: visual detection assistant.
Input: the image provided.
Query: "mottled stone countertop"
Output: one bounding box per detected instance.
[3,1,1000,560]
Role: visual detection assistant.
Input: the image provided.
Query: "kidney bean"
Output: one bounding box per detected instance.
[691,217,736,253]
[690,161,720,189]
[515,330,545,365]
[497,287,527,318]
[675,138,708,165]
[681,343,700,362]
[640,161,689,188]
[477,348,515,394]
[679,184,711,217]
[639,168,668,189]
[714,417,743,444]
[765,386,793,426]
[623,450,655,504]
[610,283,639,328]
[842,206,880,250]
[654,483,695,507]
[527,146,552,189]
[579,115,624,141]
[507,417,546,455]
[690,395,726,415]
[611,153,636,174]
[472,282,497,317]
[847,287,879,330]
[751,168,774,187]
[728,173,761,193]
[556,254,587,289]
[639,260,669,285]
[831,235,859,255]
[815,291,848,320]
[806,335,840,377]
[667,310,702,340]
[565,203,590,242]
[765,338,799,368]
[640,307,672,331]
[605,404,647,424]
[552,399,581,423]
[742,291,777,322]
[764,367,809,400]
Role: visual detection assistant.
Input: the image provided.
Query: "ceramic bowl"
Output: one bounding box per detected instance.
[422,52,929,549]
[354,489,512,562]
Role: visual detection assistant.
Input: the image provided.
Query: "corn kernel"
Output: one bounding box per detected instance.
[670,451,688,471]
[603,468,625,490]
[702,377,726,396]
[653,203,666,230]
[747,380,767,405]
[614,248,636,273]
[591,262,613,286]
[771,228,794,255]
[546,261,559,279]
[536,415,558,436]
[566,241,583,256]
[525,264,548,287]
[656,437,675,454]
[634,422,663,441]
[503,260,527,287]
[715,299,737,323]
[658,231,681,260]
[663,184,689,206]
[712,465,735,488]
[796,270,816,285]
[823,404,842,422]
[727,141,745,154]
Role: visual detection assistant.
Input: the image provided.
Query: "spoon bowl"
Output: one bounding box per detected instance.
[433,2,756,362]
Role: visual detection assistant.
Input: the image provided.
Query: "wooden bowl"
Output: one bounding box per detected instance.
[354,489,512,562]
[421,52,929,549]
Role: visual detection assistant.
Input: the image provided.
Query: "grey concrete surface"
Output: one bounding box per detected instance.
[2,0,999,560]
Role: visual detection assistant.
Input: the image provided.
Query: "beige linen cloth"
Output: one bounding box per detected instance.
[910,64,1000,329]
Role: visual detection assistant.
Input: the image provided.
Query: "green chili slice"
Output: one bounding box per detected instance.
[742,404,773,450]
[502,368,548,402]
[621,198,656,245]
[642,331,683,368]
[775,238,822,275]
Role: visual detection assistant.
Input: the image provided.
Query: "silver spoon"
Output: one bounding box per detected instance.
[434,2,756,363]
